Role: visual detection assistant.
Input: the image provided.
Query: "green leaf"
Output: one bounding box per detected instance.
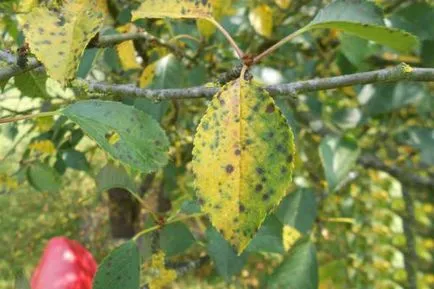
[20,0,104,84]
[396,127,434,166]
[134,54,183,121]
[77,47,99,78]
[388,2,434,41]
[275,188,317,234]
[319,136,360,192]
[160,222,195,257]
[95,163,137,194]
[27,162,61,193]
[61,149,89,171]
[302,0,418,52]
[93,240,140,289]
[206,227,248,280]
[265,238,318,289]
[246,215,284,254]
[193,79,295,253]
[14,71,50,99]
[360,83,427,116]
[61,100,169,173]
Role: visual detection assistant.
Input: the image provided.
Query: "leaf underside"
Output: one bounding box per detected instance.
[132,0,212,20]
[21,0,104,84]
[192,79,295,254]
[305,0,418,52]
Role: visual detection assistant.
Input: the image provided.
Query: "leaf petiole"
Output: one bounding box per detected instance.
[207,17,244,59]
[0,110,58,125]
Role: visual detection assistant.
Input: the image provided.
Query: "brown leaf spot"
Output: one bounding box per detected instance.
[225,164,234,174]
[266,103,275,113]
[234,149,241,156]
[255,184,263,192]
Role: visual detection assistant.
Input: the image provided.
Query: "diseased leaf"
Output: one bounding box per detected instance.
[132,0,212,20]
[249,4,273,38]
[93,240,140,289]
[20,0,104,84]
[282,225,301,252]
[192,79,295,254]
[148,251,177,289]
[27,162,61,193]
[274,0,292,9]
[116,40,141,70]
[301,0,418,52]
[61,100,169,173]
[197,0,233,38]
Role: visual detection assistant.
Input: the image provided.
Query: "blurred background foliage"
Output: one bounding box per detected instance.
[0,0,433,288]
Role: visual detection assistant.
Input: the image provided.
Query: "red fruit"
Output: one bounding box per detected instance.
[31,237,97,289]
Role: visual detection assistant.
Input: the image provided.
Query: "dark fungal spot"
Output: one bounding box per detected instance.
[201,0,208,5]
[239,204,245,212]
[58,51,64,56]
[38,27,44,33]
[281,166,288,174]
[256,167,264,174]
[23,23,29,30]
[219,229,224,235]
[225,164,234,173]
[287,154,293,163]
[234,148,241,156]
[255,184,263,192]
[202,121,209,130]
[266,103,275,113]
[262,194,269,201]
[276,144,285,153]
[56,16,66,26]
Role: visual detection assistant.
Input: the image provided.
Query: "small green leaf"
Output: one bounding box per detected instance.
[27,162,61,193]
[206,227,248,281]
[265,238,318,289]
[14,71,50,99]
[95,163,137,194]
[302,0,418,52]
[388,2,434,41]
[61,100,169,173]
[61,149,89,171]
[246,215,284,254]
[319,136,360,192]
[160,223,195,257]
[93,240,140,289]
[396,127,434,166]
[275,188,317,234]
[361,83,427,116]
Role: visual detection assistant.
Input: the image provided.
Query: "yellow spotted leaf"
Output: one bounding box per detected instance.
[274,0,292,9]
[132,0,212,21]
[249,4,273,38]
[197,0,233,38]
[282,225,301,251]
[139,62,157,88]
[192,79,295,254]
[116,40,141,70]
[20,0,104,84]
[149,251,177,289]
